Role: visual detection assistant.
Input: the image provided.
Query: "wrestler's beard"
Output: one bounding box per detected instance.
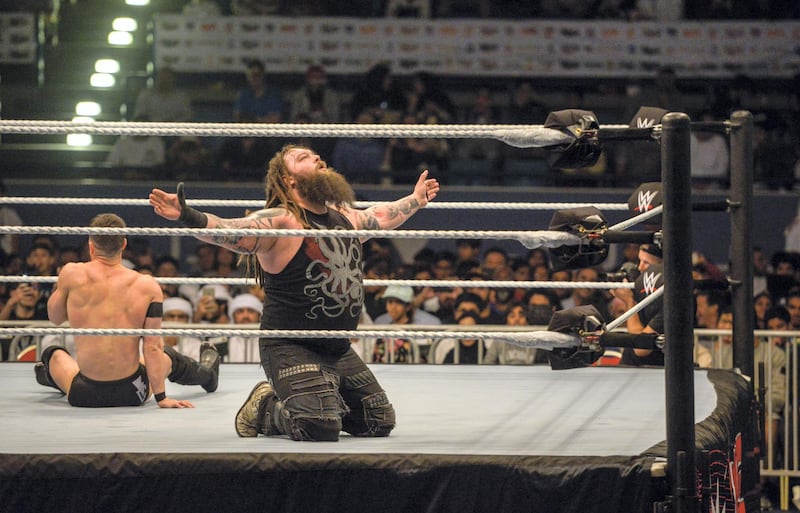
[294,168,356,206]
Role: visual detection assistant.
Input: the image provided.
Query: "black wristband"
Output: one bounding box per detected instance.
[176,182,208,228]
[154,392,167,402]
[179,206,208,228]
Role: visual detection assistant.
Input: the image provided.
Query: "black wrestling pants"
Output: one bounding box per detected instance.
[259,341,395,441]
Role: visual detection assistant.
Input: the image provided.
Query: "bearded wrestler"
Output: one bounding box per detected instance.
[150,144,439,440]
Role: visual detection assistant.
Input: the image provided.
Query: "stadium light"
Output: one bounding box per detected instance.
[112,17,138,32]
[90,73,116,88]
[66,134,93,147]
[75,101,102,116]
[108,31,134,46]
[95,59,121,74]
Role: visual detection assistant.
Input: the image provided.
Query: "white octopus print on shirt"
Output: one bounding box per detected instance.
[301,223,364,322]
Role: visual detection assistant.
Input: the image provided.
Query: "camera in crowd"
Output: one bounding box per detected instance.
[600,261,639,283]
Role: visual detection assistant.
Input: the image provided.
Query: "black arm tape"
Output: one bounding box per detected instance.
[146,301,163,318]
[179,206,208,228]
[176,182,208,228]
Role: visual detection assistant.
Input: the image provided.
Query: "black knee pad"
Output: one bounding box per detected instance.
[40,345,69,367]
[292,416,342,442]
[36,345,70,393]
[280,371,347,441]
[356,391,396,437]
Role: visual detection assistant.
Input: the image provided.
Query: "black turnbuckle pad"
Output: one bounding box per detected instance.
[547,206,609,270]
[543,109,602,169]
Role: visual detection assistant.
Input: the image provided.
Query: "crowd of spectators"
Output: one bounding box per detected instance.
[3,210,800,370]
[106,57,800,191]
[7,0,793,187]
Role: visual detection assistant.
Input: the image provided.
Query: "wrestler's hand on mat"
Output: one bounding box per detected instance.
[415,170,440,207]
[157,396,195,409]
[148,184,184,221]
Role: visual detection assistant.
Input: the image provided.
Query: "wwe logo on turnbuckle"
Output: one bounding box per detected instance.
[636,189,659,213]
[640,270,661,295]
[636,117,658,129]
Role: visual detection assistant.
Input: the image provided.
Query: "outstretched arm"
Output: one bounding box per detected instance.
[348,170,439,233]
[149,183,206,226]
[200,210,286,255]
[149,184,286,254]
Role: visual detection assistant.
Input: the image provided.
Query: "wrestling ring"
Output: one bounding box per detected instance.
[0,111,760,513]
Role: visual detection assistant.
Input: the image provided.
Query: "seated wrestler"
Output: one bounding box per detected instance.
[34,213,220,408]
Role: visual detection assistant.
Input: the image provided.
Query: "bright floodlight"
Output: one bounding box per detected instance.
[90,73,116,88]
[66,134,93,147]
[108,31,134,46]
[113,17,138,32]
[95,59,121,74]
[126,0,150,5]
[75,101,102,116]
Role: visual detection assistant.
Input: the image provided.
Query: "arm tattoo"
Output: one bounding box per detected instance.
[398,197,420,215]
[355,211,379,230]
[359,197,420,230]
[211,214,278,253]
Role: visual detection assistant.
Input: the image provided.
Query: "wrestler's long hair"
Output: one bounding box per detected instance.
[239,144,312,287]
[264,144,309,226]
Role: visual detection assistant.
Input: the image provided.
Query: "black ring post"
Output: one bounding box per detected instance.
[661,112,696,513]
[729,110,760,511]
[729,110,754,379]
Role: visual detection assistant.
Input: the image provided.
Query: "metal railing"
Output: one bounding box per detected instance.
[695,328,800,511]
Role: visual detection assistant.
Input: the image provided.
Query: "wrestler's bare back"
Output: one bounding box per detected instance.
[52,260,162,381]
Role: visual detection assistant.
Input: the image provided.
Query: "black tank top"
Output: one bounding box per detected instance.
[260,208,364,354]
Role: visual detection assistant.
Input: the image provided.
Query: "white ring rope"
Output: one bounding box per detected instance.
[0,326,580,350]
[1,119,650,352]
[0,121,586,148]
[603,285,664,331]
[608,205,663,232]
[0,196,631,211]
[0,275,635,290]
[0,320,538,331]
[0,225,582,248]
